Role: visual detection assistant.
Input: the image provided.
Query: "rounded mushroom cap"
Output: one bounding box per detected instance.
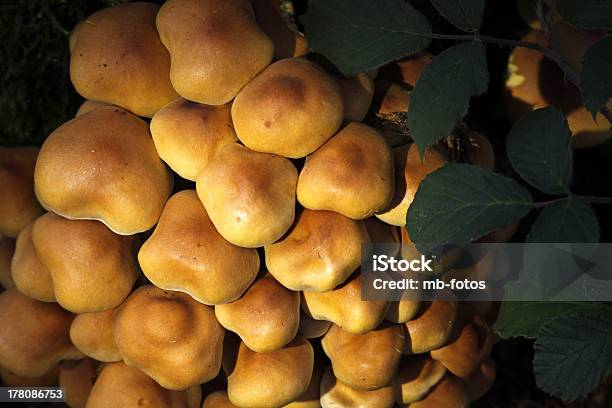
[319,365,396,408]
[232,58,344,158]
[75,100,108,117]
[139,190,259,305]
[465,357,496,401]
[69,309,122,362]
[298,310,332,339]
[157,0,273,105]
[0,147,44,238]
[374,81,410,116]
[34,106,173,235]
[0,288,83,377]
[265,209,369,292]
[0,237,15,289]
[215,275,300,353]
[409,375,470,408]
[297,122,394,219]
[302,273,388,334]
[394,354,447,405]
[224,336,314,408]
[376,143,447,226]
[364,217,401,257]
[86,361,202,408]
[196,143,297,248]
[404,300,458,354]
[385,299,421,324]
[150,99,238,181]
[202,391,238,408]
[31,212,139,313]
[283,352,325,408]
[377,51,433,88]
[0,365,59,387]
[59,358,98,408]
[336,73,375,122]
[69,2,178,117]
[113,285,224,390]
[11,222,55,302]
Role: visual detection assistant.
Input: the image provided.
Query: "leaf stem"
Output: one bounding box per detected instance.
[534,195,612,208]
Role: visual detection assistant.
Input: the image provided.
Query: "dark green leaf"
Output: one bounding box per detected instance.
[507,107,573,195]
[556,0,612,29]
[527,198,600,243]
[301,0,431,75]
[429,0,485,32]
[408,41,489,155]
[581,36,612,117]
[534,313,612,400]
[406,163,532,251]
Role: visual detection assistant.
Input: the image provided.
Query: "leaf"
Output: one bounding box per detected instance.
[527,198,600,243]
[301,0,432,75]
[429,0,485,32]
[406,163,532,251]
[408,41,489,155]
[507,107,573,195]
[495,301,612,338]
[534,313,612,400]
[556,0,612,30]
[581,36,612,117]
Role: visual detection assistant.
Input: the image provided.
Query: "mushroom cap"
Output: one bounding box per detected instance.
[11,221,55,302]
[215,275,300,353]
[0,147,44,238]
[373,81,410,116]
[34,107,173,235]
[232,58,344,158]
[385,299,421,324]
[224,336,314,408]
[404,300,458,354]
[322,323,403,391]
[157,0,273,105]
[409,375,470,408]
[376,143,447,226]
[0,288,83,377]
[69,309,122,362]
[465,357,496,401]
[31,212,139,313]
[265,209,369,292]
[283,352,325,408]
[75,100,108,117]
[319,365,396,408]
[59,358,98,408]
[196,143,297,248]
[0,237,15,289]
[336,73,375,122]
[302,273,388,334]
[150,99,238,181]
[297,122,395,219]
[86,361,202,408]
[69,2,178,117]
[377,51,433,88]
[139,190,259,305]
[202,391,239,408]
[298,310,332,339]
[0,365,59,387]
[395,354,447,405]
[113,285,224,390]
[363,217,401,256]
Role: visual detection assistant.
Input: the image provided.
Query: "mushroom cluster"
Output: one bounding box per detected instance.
[0,1,503,407]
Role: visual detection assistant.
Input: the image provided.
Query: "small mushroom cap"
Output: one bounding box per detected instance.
[113,285,224,390]
[336,73,375,122]
[322,323,404,391]
[69,3,178,117]
[32,212,139,313]
[224,336,314,408]
[404,300,458,354]
[376,144,447,226]
[394,354,447,405]
[465,357,496,401]
[215,275,300,353]
[0,237,15,289]
[298,311,332,339]
[297,122,395,219]
[283,352,325,408]
[265,209,369,292]
[385,299,421,324]
[373,81,410,116]
[150,99,238,181]
[0,147,44,238]
[319,365,396,408]
[86,361,202,408]
[34,107,173,235]
[59,358,98,408]
[409,375,470,408]
[75,100,108,117]
[139,190,259,305]
[302,273,388,334]
[157,0,273,105]
[202,391,238,408]
[377,51,433,88]
[364,217,401,256]
[232,58,344,158]
[196,143,297,248]
[11,222,55,302]
[0,288,83,377]
[0,365,59,387]
[70,309,122,362]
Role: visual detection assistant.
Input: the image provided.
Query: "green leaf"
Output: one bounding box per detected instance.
[301,0,432,75]
[507,107,573,195]
[534,313,612,400]
[581,36,612,117]
[429,0,485,32]
[556,0,612,30]
[495,301,612,338]
[406,163,532,250]
[408,41,489,155]
[527,198,600,243]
